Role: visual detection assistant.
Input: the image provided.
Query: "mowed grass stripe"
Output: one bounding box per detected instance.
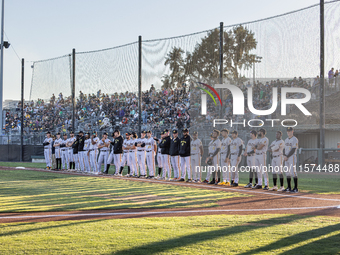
[0,170,247,212]
[0,215,339,255]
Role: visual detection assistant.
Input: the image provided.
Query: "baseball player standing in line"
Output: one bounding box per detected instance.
[252,128,269,190]
[112,130,124,175]
[54,133,62,170]
[159,129,171,180]
[244,130,258,188]
[128,132,138,177]
[218,128,232,186]
[60,133,69,171]
[43,131,53,170]
[84,133,91,173]
[190,131,203,183]
[229,130,243,187]
[67,131,76,170]
[135,131,147,178]
[120,132,132,177]
[78,131,86,172]
[97,132,110,174]
[89,132,99,173]
[145,130,157,179]
[154,132,164,179]
[179,128,191,182]
[72,135,79,171]
[268,131,285,191]
[170,130,181,181]
[204,129,221,184]
[106,132,116,174]
[283,127,299,193]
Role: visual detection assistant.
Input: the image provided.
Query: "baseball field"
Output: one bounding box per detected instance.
[0,162,339,254]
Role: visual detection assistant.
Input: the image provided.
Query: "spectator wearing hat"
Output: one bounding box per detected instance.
[179,128,191,182]
[169,130,180,180]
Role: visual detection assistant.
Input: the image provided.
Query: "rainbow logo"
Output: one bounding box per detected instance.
[196,82,222,106]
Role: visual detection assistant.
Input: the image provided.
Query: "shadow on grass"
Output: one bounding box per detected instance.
[110,215,322,255]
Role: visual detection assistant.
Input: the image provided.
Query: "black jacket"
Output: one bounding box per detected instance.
[179,135,191,157]
[159,136,171,155]
[113,135,123,154]
[169,137,180,156]
[51,141,55,154]
[78,136,85,151]
[72,139,79,154]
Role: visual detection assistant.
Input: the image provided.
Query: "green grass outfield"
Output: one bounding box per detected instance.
[0,215,339,254]
[0,161,339,194]
[0,170,247,212]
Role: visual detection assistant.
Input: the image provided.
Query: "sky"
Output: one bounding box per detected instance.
[1,0,320,101]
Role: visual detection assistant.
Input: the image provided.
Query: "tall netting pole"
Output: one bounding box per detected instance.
[0,0,4,134]
[20,58,24,162]
[219,22,223,119]
[72,49,76,132]
[138,36,142,136]
[320,0,325,166]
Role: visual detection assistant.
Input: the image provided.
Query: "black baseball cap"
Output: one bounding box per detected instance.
[132,132,136,135]
[193,131,198,135]
[63,133,67,136]
[103,132,108,135]
[56,132,61,135]
[79,131,84,134]
[146,130,151,133]
[172,130,178,134]
[85,132,90,136]
[231,130,238,134]
[125,132,131,136]
[142,130,147,134]
[221,128,229,133]
[183,128,189,132]
[287,127,294,131]
[164,129,169,133]
[114,129,120,134]
[46,131,51,134]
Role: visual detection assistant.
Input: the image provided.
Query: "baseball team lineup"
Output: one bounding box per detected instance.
[42,126,300,193]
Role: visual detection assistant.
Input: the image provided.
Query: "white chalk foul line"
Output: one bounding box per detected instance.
[0,206,338,219]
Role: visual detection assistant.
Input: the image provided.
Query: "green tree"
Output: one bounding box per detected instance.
[163,47,185,89]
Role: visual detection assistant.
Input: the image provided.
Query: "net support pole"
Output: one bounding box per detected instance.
[20,58,24,162]
[0,0,4,134]
[138,36,142,136]
[72,49,76,133]
[219,22,223,119]
[319,0,325,166]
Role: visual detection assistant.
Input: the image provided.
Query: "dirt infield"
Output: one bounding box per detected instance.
[0,167,339,223]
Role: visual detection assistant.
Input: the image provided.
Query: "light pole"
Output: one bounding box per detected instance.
[253,56,262,86]
[0,0,10,135]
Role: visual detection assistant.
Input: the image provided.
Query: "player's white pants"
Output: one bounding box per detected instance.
[90,150,99,173]
[121,152,130,168]
[220,152,230,182]
[55,148,61,158]
[129,151,138,175]
[84,151,91,172]
[114,154,122,174]
[61,149,69,170]
[272,155,283,174]
[73,154,79,170]
[255,153,268,186]
[180,156,191,179]
[230,154,241,183]
[97,150,109,173]
[171,156,180,178]
[206,154,219,181]
[68,149,74,163]
[146,152,155,176]
[191,154,201,180]
[161,154,171,178]
[284,155,297,178]
[247,155,256,181]
[107,151,114,165]
[156,152,162,176]
[137,151,146,176]
[44,148,52,167]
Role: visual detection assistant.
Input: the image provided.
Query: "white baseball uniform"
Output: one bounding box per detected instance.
[229,137,243,184]
[128,139,138,176]
[270,139,284,174]
[246,138,258,177]
[255,136,269,186]
[60,139,69,170]
[54,138,62,158]
[84,138,91,172]
[136,137,147,176]
[145,137,156,176]
[120,139,131,173]
[284,136,298,177]
[97,138,110,173]
[67,136,76,164]
[206,138,221,181]
[43,137,53,167]
[191,138,202,181]
[220,136,231,182]
[90,137,99,173]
